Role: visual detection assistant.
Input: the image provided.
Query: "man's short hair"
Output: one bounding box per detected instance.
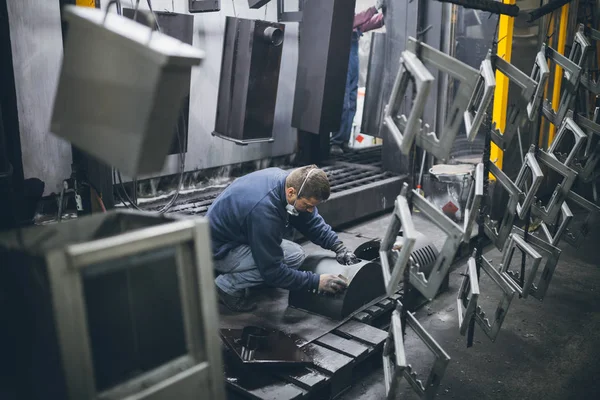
[286,165,331,201]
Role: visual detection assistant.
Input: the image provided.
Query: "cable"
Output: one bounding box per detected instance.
[146,0,161,32]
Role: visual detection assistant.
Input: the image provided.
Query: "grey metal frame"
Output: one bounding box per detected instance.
[547,114,588,168]
[515,147,544,219]
[47,218,225,400]
[527,49,550,121]
[457,257,480,336]
[563,190,600,248]
[579,25,600,94]
[573,111,600,182]
[567,27,592,82]
[484,162,522,251]
[405,37,480,162]
[531,150,577,224]
[379,185,418,297]
[383,50,435,156]
[464,57,496,141]
[540,202,574,246]
[410,190,463,301]
[462,163,484,242]
[383,309,407,399]
[498,234,543,299]
[277,0,303,22]
[490,56,537,151]
[474,257,516,342]
[512,226,561,301]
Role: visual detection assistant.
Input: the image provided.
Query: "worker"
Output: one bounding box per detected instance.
[331,0,386,156]
[207,165,359,312]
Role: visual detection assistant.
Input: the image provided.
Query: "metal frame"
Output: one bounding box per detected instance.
[573,112,600,182]
[383,309,407,399]
[531,150,577,224]
[474,257,516,342]
[464,57,496,141]
[527,49,550,121]
[566,27,592,82]
[379,185,418,297]
[547,114,587,168]
[563,190,600,248]
[484,162,522,251]
[410,190,463,300]
[541,202,574,246]
[47,218,225,400]
[277,0,303,22]
[498,234,543,299]
[515,147,544,219]
[490,56,537,151]
[405,37,480,162]
[457,257,480,336]
[579,25,600,94]
[462,163,484,242]
[383,50,435,156]
[511,226,562,301]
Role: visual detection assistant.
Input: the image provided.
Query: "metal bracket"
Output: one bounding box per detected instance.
[567,28,592,82]
[498,234,543,299]
[405,37,480,162]
[490,56,537,151]
[464,57,496,141]
[515,147,544,219]
[484,162,522,251]
[563,191,600,248]
[579,25,600,94]
[383,308,407,399]
[277,0,302,22]
[540,202,574,246]
[527,49,550,121]
[457,257,480,336]
[573,111,600,182]
[379,185,418,297]
[383,50,435,156]
[547,114,588,168]
[410,190,463,300]
[462,163,484,242]
[531,150,577,224]
[511,226,561,301]
[474,257,516,342]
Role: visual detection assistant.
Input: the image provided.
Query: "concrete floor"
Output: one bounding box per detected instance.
[302,213,600,400]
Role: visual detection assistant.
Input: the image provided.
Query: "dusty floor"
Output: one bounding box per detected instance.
[302,213,600,400]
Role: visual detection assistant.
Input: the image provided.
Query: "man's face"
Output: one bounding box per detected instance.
[294,196,320,213]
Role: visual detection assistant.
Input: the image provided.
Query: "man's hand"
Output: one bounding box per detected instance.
[331,242,359,266]
[376,0,386,10]
[319,274,349,294]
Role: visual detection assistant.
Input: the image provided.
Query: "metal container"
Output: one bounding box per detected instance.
[50,6,204,177]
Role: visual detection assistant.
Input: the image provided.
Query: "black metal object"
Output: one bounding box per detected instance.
[220,327,313,365]
[291,0,356,134]
[361,32,386,138]
[213,17,285,145]
[248,0,271,9]
[288,256,385,320]
[188,0,220,13]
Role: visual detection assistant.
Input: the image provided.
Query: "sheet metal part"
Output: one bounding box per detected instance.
[563,190,600,248]
[566,28,592,83]
[540,202,574,247]
[511,226,561,301]
[531,150,577,224]
[474,257,516,342]
[489,56,537,151]
[547,114,588,168]
[515,147,544,219]
[188,0,221,12]
[457,257,480,336]
[573,112,600,182]
[409,190,463,301]
[484,162,522,252]
[527,49,551,121]
[499,234,543,299]
[288,256,385,320]
[383,50,435,156]
[405,37,480,162]
[277,0,303,22]
[248,0,272,8]
[383,309,407,399]
[579,25,600,94]
[379,185,418,297]
[464,57,496,141]
[361,32,387,138]
[462,163,484,242]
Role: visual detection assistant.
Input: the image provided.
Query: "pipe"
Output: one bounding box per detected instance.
[263,27,284,46]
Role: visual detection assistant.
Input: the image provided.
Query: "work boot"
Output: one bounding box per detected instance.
[330,144,344,156]
[216,286,257,312]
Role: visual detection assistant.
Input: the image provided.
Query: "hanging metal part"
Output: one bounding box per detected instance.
[484,162,522,251]
[457,257,480,336]
[527,49,551,121]
[489,56,537,151]
[409,190,463,301]
[547,114,588,168]
[383,51,435,156]
[579,25,600,94]
[515,147,544,219]
[464,57,496,141]
[379,185,418,297]
[566,27,592,82]
[573,112,600,182]
[404,37,480,162]
[540,202,574,246]
[277,0,302,22]
[531,150,577,224]
[383,308,407,399]
[474,257,516,342]
[498,234,543,299]
[563,191,600,248]
[462,163,484,243]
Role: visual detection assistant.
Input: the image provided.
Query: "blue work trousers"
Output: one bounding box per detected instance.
[331,31,360,146]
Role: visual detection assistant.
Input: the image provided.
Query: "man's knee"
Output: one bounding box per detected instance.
[282,240,306,269]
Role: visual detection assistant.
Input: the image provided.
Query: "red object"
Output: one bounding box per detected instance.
[442,201,458,215]
[355,134,364,143]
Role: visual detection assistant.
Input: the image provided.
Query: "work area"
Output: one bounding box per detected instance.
[1,0,599,399]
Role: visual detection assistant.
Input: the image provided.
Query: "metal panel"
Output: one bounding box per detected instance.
[361,32,387,138]
[498,234,543,299]
[188,0,221,12]
[292,0,356,134]
[6,0,73,195]
[457,257,480,336]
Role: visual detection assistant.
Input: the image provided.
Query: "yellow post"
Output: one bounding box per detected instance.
[75,0,96,7]
[547,3,570,147]
[490,0,516,173]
